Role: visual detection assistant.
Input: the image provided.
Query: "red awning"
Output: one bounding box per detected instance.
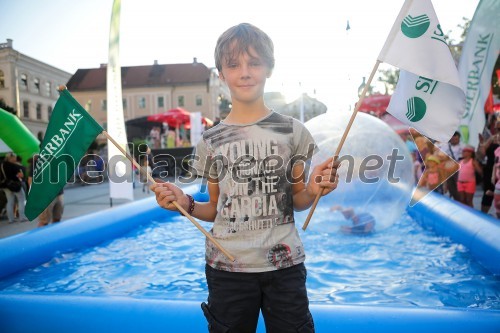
[357,94,392,116]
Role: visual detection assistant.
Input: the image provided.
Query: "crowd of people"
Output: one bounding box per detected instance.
[147,125,193,149]
[409,115,500,218]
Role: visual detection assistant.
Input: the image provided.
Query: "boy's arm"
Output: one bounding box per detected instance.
[151,177,219,222]
[291,159,339,211]
[191,178,219,222]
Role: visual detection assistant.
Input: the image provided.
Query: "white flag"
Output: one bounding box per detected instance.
[378,0,465,142]
[458,0,500,148]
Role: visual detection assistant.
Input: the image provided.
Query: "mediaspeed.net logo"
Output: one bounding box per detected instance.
[410,129,460,206]
[401,13,430,38]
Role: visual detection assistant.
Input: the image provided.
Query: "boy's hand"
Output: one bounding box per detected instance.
[151,180,189,212]
[307,158,340,197]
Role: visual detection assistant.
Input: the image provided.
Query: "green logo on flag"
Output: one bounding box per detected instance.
[401,14,430,38]
[406,97,426,122]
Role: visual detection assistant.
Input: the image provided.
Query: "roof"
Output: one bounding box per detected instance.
[66,62,211,91]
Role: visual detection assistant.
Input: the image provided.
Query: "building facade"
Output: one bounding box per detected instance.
[66,58,229,129]
[0,39,72,140]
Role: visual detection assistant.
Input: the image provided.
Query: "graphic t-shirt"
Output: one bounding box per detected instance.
[192,111,317,272]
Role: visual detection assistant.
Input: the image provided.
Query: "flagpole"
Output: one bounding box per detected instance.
[101,130,236,262]
[301,60,381,231]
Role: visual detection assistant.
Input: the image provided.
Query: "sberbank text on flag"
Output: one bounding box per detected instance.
[25,89,103,221]
[377,0,466,143]
[458,0,500,148]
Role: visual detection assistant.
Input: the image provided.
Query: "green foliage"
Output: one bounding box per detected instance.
[0,99,16,115]
[377,68,400,95]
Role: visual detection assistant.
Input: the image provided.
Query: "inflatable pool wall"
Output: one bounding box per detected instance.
[0,185,499,333]
[408,190,500,276]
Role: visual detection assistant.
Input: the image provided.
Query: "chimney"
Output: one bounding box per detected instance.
[6,39,13,48]
[100,63,107,68]
[154,60,158,65]
[193,57,198,64]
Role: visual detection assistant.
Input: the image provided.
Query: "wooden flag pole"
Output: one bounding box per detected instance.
[302,60,382,231]
[102,130,236,262]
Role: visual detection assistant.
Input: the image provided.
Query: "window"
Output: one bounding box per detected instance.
[178,96,184,107]
[158,96,164,108]
[101,99,107,111]
[36,103,42,119]
[45,81,51,96]
[48,105,53,119]
[34,78,40,93]
[138,97,146,109]
[23,101,29,118]
[196,95,202,106]
[0,70,4,88]
[122,98,127,109]
[20,74,27,88]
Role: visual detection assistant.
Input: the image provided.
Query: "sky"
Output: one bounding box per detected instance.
[0,0,480,111]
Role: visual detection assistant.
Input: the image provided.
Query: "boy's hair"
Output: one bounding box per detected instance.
[214,23,275,72]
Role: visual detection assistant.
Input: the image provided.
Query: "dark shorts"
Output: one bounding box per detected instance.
[202,263,314,333]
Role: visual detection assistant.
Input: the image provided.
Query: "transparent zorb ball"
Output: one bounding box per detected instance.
[304,111,414,231]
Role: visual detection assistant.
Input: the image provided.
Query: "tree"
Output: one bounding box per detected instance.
[447,17,471,63]
[0,99,16,115]
[376,68,399,95]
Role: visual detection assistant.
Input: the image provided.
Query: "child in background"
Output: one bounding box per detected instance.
[418,155,445,193]
[457,145,482,207]
[490,146,500,217]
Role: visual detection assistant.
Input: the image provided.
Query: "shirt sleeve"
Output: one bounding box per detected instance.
[292,119,318,166]
[191,138,218,179]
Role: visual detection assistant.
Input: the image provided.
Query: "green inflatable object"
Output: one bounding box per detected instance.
[0,108,40,166]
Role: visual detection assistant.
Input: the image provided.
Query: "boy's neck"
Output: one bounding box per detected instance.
[224,100,271,125]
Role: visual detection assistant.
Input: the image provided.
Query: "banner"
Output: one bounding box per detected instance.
[190,112,203,146]
[107,0,134,201]
[378,0,466,143]
[458,0,500,147]
[25,90,103,220]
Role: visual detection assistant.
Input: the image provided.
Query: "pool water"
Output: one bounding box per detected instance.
[1,210,499,309]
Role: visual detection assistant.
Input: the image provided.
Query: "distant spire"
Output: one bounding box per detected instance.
[346,20,350,31]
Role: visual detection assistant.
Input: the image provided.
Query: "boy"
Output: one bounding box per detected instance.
[152,23,339,332]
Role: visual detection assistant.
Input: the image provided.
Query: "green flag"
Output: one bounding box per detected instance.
[25,89,103,221]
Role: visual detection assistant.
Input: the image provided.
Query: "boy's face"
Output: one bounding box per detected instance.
[219,46,271,106]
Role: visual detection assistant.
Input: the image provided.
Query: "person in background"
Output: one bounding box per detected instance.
[402,133,417,155]
[16,155,28,195]
[151,23,340,332]
[330,206,376,235]
[437,131,464,201]
[140,156,152,194]
[412,151,423,185]
[0,152,27,223]
[212,117,221,127]
[491,146,500,218]
[457,145,482,208]
[149,126,161,149]
[418,155,445,193]
[28,154,64,227]
[478,122,500,213]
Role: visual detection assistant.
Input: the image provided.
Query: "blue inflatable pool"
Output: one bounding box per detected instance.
[0,186,499,332]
